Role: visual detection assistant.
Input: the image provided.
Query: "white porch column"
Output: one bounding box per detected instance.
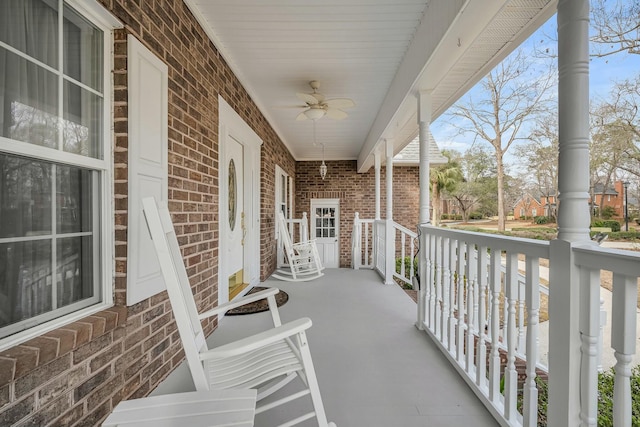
[416,90,432,330]
[374,150,381,220]
[385,139,395,285]
[418,90,432,225]
[548,0,591,425]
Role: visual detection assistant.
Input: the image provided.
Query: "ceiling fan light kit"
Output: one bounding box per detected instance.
[296,80,355,121]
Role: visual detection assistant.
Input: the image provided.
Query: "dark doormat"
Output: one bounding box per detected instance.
[226,286,289,315]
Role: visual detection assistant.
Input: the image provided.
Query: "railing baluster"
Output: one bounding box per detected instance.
[523,256,540,427]
[611,274,638,427]
[465,243,476,374]
[476,245,488,388]
[441,237,450,346]
[504,252,518,422]
[427,233,436,331]
[517,279,526,354]
[448,239,458,354]
[435,236,442,340]
[401,232,406,279]
[456,241,466,365]
[579,268,600,427]
[489,248,502,403]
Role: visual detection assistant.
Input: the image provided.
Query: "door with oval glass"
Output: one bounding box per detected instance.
[226,136,246,300]
[310,199,339,268]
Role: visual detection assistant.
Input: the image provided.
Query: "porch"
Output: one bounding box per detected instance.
[152,268,498,426]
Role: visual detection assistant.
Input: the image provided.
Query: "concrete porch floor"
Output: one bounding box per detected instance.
[152,268,498,426]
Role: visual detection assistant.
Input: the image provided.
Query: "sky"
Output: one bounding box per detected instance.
[430,11,640,159]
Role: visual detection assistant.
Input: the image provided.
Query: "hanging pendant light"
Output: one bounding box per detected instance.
[313,120,328,180]
[320,144,327,180]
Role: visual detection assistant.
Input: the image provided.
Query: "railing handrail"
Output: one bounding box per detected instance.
[392,221,417,238]
[421,224,550,259]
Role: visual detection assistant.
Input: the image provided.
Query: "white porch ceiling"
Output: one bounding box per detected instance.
[185,0,557,172]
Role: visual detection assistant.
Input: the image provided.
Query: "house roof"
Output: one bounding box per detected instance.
[592,184,618,195]
[184,0,556,172]
[393,133,448,166]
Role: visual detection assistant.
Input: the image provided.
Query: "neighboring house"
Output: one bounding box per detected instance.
[513,193,557,219]
[590,181,623,217]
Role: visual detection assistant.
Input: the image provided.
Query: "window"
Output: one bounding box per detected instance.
[0,0,113,343]
[532,208,537,217]
[275,165,292,235]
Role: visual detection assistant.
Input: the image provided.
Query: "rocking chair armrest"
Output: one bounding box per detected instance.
[200,317,312,360]
[198,288,280,319]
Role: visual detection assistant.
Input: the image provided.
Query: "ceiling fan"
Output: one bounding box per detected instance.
[296,80,355,121]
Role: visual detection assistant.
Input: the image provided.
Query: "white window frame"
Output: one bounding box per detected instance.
[274,165,292,239]
[0,0,121,351]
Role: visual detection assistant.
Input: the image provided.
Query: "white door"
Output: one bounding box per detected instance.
[218,96,262,306]
[226,136,245,298]
[311,199,339,268]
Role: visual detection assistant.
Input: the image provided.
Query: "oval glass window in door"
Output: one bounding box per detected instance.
[228,159,237,231]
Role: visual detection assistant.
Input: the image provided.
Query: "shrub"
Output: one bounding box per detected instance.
[534,216,549,224]
[522,366,640,426]
[395,256,417,289]
[592,220,621,232]
[601,205,617,220]
[469,212,484,220]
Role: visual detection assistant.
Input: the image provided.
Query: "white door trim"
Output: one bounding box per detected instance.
[218,96,262,306]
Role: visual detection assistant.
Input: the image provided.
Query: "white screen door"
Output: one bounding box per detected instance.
[311,199,339,268]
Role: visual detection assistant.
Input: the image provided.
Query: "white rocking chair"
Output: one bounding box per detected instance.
[272,211,324,282]
[141,197,336,427]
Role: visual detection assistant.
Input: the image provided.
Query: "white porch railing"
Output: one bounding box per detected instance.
[391,222,417,288]
[276,213,308,269]
[351,212,374,269]
[352,214,417,288]
[418,225,640,427]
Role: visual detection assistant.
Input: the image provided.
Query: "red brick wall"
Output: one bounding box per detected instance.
[0,1,291,425]
[295,161,419,267]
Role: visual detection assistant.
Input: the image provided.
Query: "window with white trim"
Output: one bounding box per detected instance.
[0,0,112,342]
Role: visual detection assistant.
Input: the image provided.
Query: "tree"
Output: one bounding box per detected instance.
[449,181,481,222]
[515,111,559,217]
[591,0,640,57]
[448,49,554,231]
[430,154,463,226]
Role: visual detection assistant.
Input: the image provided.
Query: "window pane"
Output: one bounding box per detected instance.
[57,236,93,308]
[0,240,52,328]
[57,165,93,233]
[0,154,52,238]
[64,4,103,91]
[63,81,103,158]
[0,47,59,148]
[0,0,59,68]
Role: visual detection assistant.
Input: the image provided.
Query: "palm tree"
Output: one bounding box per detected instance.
[430,157,463,226]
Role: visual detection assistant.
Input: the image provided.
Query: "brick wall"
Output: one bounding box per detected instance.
[0,1,291,425]
[295,161,420,267]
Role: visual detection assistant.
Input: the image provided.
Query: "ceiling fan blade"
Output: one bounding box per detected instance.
[297,93,319,105]
[325,108,348,120]
[296,111,309,121]
[324,98,355,109]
